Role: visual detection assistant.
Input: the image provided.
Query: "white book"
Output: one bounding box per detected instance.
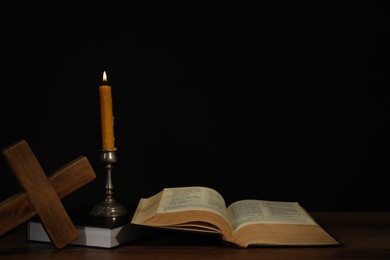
[26,207,153,248]
[27,221,150,248]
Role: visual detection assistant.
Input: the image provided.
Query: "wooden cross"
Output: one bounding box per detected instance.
[0,139,96,249]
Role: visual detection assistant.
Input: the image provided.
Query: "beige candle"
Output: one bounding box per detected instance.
[99,71,115,150]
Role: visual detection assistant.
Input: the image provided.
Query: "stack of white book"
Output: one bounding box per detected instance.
[26,206,152,248]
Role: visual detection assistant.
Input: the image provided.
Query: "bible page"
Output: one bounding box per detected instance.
[157,186,228,219]
[227,200,317,232]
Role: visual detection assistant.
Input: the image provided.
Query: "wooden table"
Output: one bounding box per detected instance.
[1,212,390,259]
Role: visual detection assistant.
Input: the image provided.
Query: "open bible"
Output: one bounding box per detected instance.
[131,186,341,248]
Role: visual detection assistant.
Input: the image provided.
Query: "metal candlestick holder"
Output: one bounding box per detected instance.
[89,150,130,219]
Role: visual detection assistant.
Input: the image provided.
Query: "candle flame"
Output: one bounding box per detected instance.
[103,71,107,83]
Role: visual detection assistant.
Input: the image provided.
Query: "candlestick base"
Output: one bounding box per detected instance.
[89,150,130,220]
[89,197,130,218]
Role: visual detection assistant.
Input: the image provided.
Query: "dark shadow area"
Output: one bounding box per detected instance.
[0,1,389,213]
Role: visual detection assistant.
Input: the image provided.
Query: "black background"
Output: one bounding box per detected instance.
[1,1,389,213]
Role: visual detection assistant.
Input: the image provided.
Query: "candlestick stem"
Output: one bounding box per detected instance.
[89,150,129,219]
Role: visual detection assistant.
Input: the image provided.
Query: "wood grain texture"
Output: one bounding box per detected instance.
[0,156,96,237]
[0,140,96,249]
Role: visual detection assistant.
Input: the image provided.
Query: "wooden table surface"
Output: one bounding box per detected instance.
[1,212,390,260]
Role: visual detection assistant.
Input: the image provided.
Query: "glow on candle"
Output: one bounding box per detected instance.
[99,71,115,150]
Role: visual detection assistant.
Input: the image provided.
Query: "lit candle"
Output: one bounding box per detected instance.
[99,71,115,150]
